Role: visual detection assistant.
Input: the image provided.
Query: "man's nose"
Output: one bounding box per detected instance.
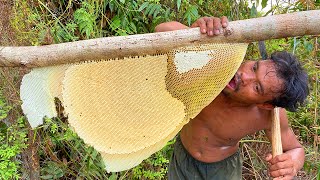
[240,72,255,86]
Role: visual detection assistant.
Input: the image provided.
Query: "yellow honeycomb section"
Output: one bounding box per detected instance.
[20,65,69,128]
[62,55,186,154]
[20,43,248,172]
[100,120,185,172]
[166,43,248,120]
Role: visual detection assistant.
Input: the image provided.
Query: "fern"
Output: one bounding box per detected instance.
[51,22,79,43]
[139,2,162,18]
[74,3,97,39]
[184,5,200,26]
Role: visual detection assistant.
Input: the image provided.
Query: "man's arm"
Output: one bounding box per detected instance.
[154,16,228,36]
[154,21,189,32]
[265,108,305,179]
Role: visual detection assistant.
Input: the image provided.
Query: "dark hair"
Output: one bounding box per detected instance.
[267,51,309,112]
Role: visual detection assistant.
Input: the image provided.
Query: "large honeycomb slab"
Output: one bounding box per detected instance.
[20,43,248,172]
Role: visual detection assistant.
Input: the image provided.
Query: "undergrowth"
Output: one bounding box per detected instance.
[0,91,28,179]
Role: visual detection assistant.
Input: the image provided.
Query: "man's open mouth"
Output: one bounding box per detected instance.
[227,74,238,90]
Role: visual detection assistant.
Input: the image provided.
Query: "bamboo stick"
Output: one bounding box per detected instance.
[272,107,283,157]
[0,10,320,67]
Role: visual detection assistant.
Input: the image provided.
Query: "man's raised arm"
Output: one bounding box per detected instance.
[155,16,228,36]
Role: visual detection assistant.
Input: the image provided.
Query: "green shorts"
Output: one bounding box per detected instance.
[168,135,242,180]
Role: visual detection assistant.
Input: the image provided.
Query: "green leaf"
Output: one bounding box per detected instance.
[183,10,191,26]
[261,0,268,9]
[121,15,129,27]
[153,5,161,19]
[184,5,199,26]
[110,16,121,31]
[138,2,149,12]
[177,0,181,10]
[144,4,153,16]
[303,41,313,52]
[120,0,125,4]
[109,2,114,12]
[40,175,53,179]
[148,4,159,17]
[129,22,137,33]
[187,15,191,26]
[108,173,118,180]
[250,3,257,18]
[190,5,198,17]
[165,8,170,20]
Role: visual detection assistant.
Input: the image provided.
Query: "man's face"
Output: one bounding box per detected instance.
[222,60,284,105]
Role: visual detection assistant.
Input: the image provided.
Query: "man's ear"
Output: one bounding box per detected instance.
[256,103,275,110]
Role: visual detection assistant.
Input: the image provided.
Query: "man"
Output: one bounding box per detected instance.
[155,17,308,180]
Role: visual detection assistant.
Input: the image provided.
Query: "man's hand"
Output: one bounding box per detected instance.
[266,153,297,180]
[191,16,228,36]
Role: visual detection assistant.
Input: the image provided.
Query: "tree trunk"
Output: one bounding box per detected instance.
[0,10,319,67]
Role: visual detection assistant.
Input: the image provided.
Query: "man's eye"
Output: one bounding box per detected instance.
[254,84,259,92]
[252,63,257,71]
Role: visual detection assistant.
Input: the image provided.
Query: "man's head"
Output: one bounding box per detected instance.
[223,51,308,112]
[266,51,309,111]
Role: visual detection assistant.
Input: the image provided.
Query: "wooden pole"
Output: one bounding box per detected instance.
[0,10,320,67]
[272,107,283,157]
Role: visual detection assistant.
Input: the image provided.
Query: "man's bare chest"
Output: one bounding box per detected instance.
[194,108,271,145]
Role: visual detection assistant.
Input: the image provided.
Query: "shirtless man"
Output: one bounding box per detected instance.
[155,17,308,180]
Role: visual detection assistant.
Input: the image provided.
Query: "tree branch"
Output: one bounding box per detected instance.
[0,10,320,67]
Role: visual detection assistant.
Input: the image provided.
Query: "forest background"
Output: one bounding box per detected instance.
[0,0,319,179]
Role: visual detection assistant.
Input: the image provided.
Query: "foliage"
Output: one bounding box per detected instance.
[0,91,28,179]
[131,140,174,179]
[3,0,320,179]
[0,93,11,120]
[37,117,109,179]
[74,2,98,38]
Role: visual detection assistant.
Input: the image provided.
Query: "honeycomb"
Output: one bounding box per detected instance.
[20,43,248,172]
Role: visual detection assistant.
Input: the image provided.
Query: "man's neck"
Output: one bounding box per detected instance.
[212,93,255,109]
